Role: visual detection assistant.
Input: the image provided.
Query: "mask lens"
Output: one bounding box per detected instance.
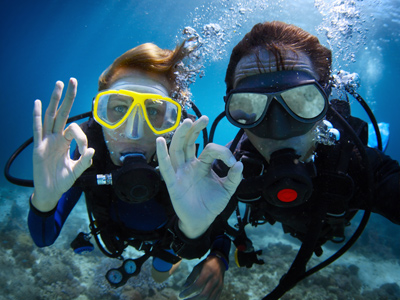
[280,85,326,119]
[228,93,268,125]
[144,98,179,132]
[96,93,133,126]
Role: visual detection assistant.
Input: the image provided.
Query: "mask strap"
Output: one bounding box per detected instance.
[229,129,245,153]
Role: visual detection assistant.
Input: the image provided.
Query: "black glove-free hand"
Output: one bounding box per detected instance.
[180,256,226,300]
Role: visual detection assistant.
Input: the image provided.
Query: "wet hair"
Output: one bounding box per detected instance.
[98,42,188,102]
[225,21,332,92]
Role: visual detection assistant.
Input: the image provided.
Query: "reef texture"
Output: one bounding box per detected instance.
[1,186,399,300]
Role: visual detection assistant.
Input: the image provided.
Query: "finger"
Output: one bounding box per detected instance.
[73,147,95,179]
[198,279,220,300]
[180,284,203,299]
[64,123,93,178]
[184,293,207,300]
[64,123,88,154]
[213,288,223,300]
[180,263,203,298]
[198,143,237,167]
[156,137,176,187]
[53,78,77,133]
[44,80,64,135]
[222,161,243,196]
[183,277,214,300]
[169,119,192,166]
[33,100,43,148]
[183,262,202,287]
[184,116,209,160]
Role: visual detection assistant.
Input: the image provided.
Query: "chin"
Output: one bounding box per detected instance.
[110,154,123,166]
[246,128,317,163]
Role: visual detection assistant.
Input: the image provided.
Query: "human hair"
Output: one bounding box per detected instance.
[98,42,188,101]
[225,21,332,92]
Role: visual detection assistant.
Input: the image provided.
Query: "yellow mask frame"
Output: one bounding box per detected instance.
[93,89,182,135]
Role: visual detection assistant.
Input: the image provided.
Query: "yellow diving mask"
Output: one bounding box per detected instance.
[93,89,182,135]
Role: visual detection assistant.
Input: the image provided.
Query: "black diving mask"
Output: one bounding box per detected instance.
[225,70,329,139]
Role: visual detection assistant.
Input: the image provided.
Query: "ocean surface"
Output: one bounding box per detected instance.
[1,0,400,299]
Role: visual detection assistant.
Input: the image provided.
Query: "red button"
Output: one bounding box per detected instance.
[277,189,298,202]
[236,244,246,252]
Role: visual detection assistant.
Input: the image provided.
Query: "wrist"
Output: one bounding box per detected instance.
[178,219,208,239]
[29,194,58,217]
[31,192,58,213]
[208,251,229,271]
[169,219,212,259]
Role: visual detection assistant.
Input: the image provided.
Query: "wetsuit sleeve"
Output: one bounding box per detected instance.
[169,217,212,259]
[208,234,231,270]
[366,147,400,224]
[27,186,83,247]
[169,218,232,264]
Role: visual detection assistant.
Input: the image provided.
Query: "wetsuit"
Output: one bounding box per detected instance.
[28,118,229,270]
[213,124,400,254]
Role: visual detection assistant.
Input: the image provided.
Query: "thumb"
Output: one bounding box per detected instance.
[184,260,204,287]
[180,261,204,297]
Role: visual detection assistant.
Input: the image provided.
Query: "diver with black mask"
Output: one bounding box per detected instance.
[20,41,243,297]
[224,69,330,207]
[211,21,400,300]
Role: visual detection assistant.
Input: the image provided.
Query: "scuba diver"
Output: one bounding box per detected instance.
[9,42,243,298]
[209,21,400,300]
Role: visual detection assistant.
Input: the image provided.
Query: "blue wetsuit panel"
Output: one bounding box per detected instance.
[28,186,83,247]
[110,198,168,231]
[28,187,168,246]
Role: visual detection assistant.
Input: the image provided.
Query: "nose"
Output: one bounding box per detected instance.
[248,98,315,139]
[124,105,145,140]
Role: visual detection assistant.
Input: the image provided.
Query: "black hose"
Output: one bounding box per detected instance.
[209,111,226,143]
[346,89,383,151]
[190,102,208,147]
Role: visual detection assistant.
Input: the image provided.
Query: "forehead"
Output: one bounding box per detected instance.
[234,70,318,92]
[108,69,172,96]
[233,48,318,88]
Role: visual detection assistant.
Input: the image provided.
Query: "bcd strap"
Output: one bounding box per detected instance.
[151,247,182,265]
[127,239,181,265]
[262,201,327,300]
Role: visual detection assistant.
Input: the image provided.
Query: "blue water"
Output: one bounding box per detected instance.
[1,0,400,299]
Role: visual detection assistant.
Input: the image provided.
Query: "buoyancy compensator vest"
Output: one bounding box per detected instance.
[209,94,379,300]
[74,119,175,258]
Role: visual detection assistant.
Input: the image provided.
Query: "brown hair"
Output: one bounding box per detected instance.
[98,42,187,95]
[225,21,332,92]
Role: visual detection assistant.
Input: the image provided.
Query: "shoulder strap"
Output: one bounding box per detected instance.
[263,201,327,300]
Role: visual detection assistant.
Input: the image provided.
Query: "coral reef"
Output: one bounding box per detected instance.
[1,186,399,299]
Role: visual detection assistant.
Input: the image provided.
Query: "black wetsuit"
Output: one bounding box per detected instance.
[28,118,229,265]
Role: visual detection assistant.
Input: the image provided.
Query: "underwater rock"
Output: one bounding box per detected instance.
[120,286,143,300]
[1,186,400,299]
[362,282,400,300]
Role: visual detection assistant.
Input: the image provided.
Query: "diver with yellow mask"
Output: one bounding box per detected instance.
[11,42,243,297]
